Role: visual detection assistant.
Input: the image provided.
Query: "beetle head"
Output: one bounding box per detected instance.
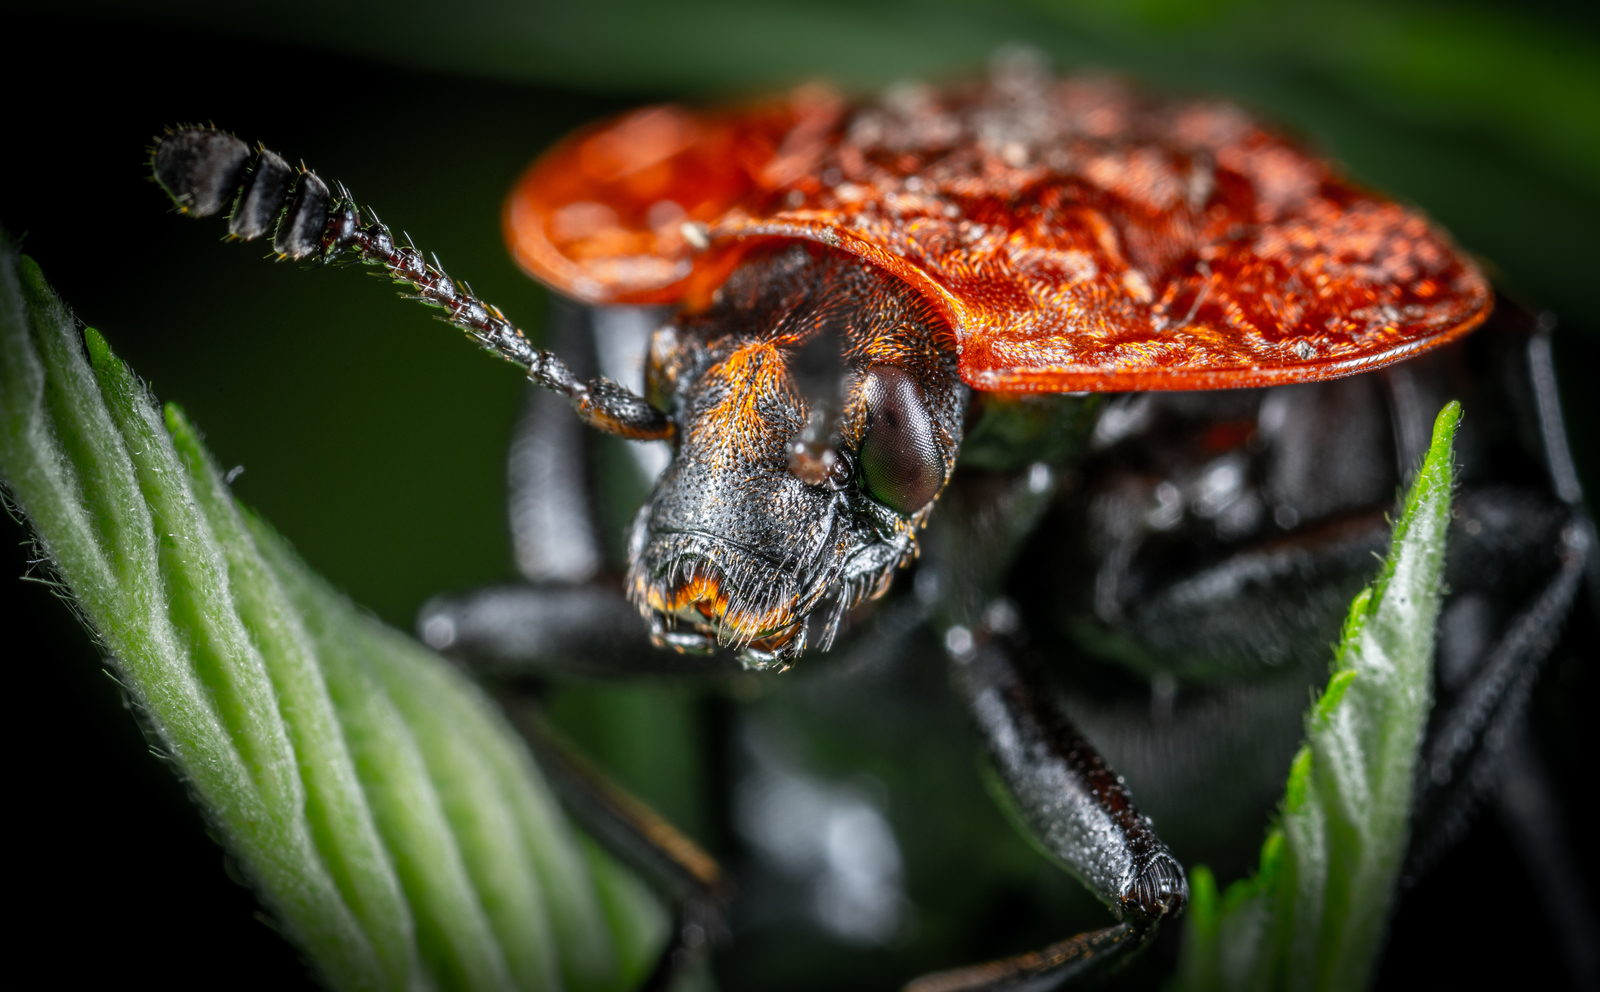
[625,248,963,669]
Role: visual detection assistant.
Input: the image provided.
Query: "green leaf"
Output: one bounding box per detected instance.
[1170,401,1460,992]
[0,226,664,991]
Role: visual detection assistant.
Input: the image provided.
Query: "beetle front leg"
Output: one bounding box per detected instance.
[905,633,1186,991]
[495,698,732,991]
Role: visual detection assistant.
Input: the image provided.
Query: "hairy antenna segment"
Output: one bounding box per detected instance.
[151,126,673,442]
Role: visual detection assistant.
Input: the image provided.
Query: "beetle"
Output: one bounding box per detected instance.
[150,54,1592,990]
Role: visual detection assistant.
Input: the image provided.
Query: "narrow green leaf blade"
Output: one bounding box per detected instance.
[0,228,667,992]
[260,533,518,992]
[1,237,388,991]
[1172,401,1459,992]
[168,404,418,991]
[1298,401,1459,991]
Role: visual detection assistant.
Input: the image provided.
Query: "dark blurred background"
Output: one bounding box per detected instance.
[1,1,1595,989]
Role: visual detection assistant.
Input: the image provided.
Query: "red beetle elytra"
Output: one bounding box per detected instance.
[151,57,1512,991]
[506,73,1488,392]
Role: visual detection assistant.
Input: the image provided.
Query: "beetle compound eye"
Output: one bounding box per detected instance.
[860,366,945,516]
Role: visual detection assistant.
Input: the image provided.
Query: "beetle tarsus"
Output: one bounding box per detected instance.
[151,126,673,441]
[913,633,1184,990]
[902,921,1147,992]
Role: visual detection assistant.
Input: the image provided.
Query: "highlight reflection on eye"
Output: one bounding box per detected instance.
[860,366,944,516]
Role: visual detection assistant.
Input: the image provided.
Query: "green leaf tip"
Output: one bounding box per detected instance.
[1171,399,1459,992]
[1370,399,1459,606]
[1428,401,1462,465]
[0,227,665,992]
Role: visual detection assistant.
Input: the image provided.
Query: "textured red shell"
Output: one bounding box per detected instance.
[506,74,1490,391]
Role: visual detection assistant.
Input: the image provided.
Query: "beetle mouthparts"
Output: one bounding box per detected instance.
[631,551,812,671]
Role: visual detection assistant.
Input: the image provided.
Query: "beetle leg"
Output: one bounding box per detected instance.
[903,464,1184,990]
[1494,723,1600,990]
[509,295,607,584]
[419,581,747,678]
[1406,515,1589,877]
[905,925,1142,992]
[498,698,732,991]
[1406,314,1594,876]
[905,635,1185,991]
[1526,323,1600,610]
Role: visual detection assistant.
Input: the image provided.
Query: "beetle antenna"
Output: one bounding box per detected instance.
[150,126,673,442]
